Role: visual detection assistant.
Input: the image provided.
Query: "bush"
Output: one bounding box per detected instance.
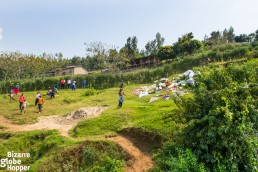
[173,60,258,171]
[35,141,126,172]
[153,143,208,172]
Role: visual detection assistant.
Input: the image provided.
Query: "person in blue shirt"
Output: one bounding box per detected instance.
[82,79,87,89]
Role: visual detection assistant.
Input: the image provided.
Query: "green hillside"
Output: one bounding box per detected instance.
[0,42,257,171]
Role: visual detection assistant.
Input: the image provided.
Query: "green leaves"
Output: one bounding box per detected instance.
[168,60,258,171]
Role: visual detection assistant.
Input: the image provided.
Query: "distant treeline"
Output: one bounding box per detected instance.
[0,41,257,94]
[0,27,258,81]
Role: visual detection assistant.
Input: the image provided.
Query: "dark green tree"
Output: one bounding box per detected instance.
[255,29,258,41]
[173,32,202,56]
[145,33,165,56]
[235,34,250,42]
[157,45,175,61]
[227,26,235,43]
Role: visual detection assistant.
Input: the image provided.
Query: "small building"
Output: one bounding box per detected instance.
[130,55,160,68]
[46,66,88,77]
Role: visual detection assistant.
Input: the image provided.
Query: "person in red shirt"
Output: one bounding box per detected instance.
[61,78,66,89]
[19,93,25,111]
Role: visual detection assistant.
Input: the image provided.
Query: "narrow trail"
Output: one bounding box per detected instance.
[0,107,153,172]
[107,136,153,172]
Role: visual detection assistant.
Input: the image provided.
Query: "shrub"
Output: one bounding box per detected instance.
[173,60,258,171]
[153,143,208,172]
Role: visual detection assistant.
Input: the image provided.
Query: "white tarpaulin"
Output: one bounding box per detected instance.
[183,70,195,78]
[186,78,195,85]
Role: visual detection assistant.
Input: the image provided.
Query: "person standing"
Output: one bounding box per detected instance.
[37,95,44,113]
[118,88,126,108]
[67,79,71,89]
[19,93,25,111]
[10,83,15,93]
[71,81,76,90]
[8,91,15,102]
[50,86,55,98]
[21,101,29,114]
[14,83,20,94]
[35,91,41,106]
[82,79,86,89]
[60,78,66,89]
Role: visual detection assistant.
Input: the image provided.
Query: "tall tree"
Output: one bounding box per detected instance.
[173,32,202,56]
[157,45,175,61]
[124,36,139,61]
[144,32,165,56]
[235,34,250,42]
[248,33,255,42]
[255,29,258,41]
[156,32,165,50]
[227,26,235,43]
[85,41,110,73]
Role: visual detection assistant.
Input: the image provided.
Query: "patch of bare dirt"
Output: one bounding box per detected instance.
[107,136,153,172]
[0,106,154,171]
[0,106,108,137]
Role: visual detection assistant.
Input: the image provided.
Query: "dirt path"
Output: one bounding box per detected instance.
[0,106,108,137]
[107,136,153,172]
[0,106,153,172]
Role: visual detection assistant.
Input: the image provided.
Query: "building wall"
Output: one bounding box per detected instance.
[46,66,88,77]
[73,67,88,75]
[62,68,74,75]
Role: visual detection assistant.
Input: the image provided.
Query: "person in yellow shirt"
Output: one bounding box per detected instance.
[38,95,44,113]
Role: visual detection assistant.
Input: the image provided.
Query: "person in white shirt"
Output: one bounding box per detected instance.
[67,79,71,89]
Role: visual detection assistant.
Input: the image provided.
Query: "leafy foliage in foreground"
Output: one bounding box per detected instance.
[0,130,74,166]
[0,130,125,172]
[154,59,258,171]
[33,140,125,172]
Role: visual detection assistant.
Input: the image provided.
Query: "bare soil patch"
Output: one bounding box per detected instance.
[107,136,153,172]
[0,106,108,137]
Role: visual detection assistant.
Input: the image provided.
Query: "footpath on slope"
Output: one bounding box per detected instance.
[0,106,153,172]
[106,135,153,172]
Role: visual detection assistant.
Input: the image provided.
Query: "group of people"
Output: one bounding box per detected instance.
[60,78,87,90]
[9,78,126,114]
[19,91,44,114]
[47,86,57,98]
[8,83,20,102]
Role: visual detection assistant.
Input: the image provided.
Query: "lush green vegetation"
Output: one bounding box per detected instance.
[1,40,257,94]
[1,27,257,82]
[33,140,125,172]
[0,130,125,172]
[152,59,258,171]
[0,40,257,171]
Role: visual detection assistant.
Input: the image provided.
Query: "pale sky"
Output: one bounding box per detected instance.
[0,0,257,58]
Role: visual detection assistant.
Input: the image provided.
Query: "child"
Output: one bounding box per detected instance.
[118,88,126,108]
[21,101,29,114]
[19,93,26,111]
[35,91,41,106]
[38,95,44,113]
[8,91,15,102]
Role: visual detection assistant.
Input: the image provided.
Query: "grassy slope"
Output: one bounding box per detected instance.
[1,57,255,171]
[0,83,179,171]
[0,82,179,137]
